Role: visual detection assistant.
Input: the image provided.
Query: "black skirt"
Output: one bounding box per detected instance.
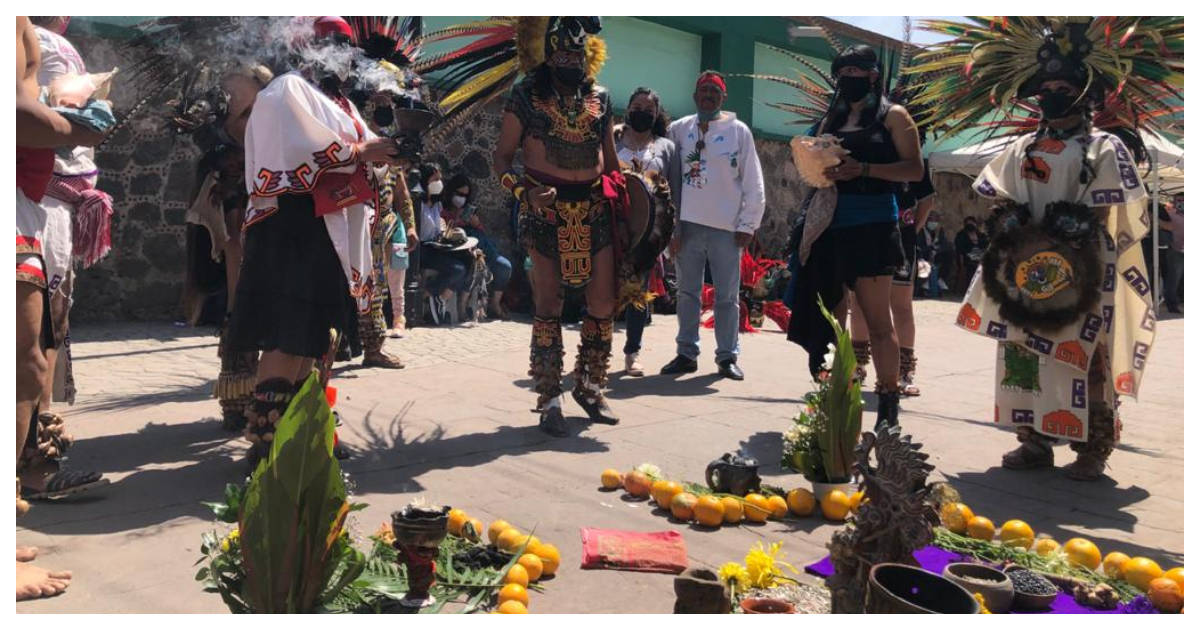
[786,221,904,374]
[227,194,359,359]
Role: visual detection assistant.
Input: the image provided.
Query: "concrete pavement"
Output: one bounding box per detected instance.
[16,299,1185,613]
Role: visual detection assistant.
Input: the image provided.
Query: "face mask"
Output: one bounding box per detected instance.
[552,65,586,87]
[426,180,443,196]
[1037,90,1081,119]
[837,76,872,103]
[698,109,719,123]
[451,195,467,208]
[627,109,655,133]
[926,221,940,231]
[966,224,977,233]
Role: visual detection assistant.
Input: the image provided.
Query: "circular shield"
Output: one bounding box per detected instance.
[621,170,675,274]
[982,219,1103,333]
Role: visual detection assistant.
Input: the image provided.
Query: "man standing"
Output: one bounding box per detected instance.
[661,71,765,380]
[16,13,107,601]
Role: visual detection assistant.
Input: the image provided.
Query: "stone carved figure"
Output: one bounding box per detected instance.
[826,428,938,613]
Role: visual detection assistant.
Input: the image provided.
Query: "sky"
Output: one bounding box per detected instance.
[831,16,961,45]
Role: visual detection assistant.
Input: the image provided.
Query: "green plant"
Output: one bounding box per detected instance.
[237,372,366,613]
[782,298,863,483]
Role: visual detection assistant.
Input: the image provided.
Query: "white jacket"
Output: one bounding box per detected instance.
[667,112,765,234]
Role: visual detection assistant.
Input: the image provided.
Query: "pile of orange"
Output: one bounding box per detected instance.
[444,509,563,614]
[933,501,1185,613]
[596,468,869,529]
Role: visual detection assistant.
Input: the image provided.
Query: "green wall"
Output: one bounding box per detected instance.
[595,17,702,119]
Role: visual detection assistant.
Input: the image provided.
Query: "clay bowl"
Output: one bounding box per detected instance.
[867,563,981,614]
[740,597,796,614]
[942,562,1015,613]
[1003,566,1058,611]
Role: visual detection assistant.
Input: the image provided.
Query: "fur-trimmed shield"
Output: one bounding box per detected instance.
[981,201,1103,332]
[622,169,675,275]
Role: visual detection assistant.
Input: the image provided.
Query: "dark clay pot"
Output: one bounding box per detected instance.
[673,568,730,614]
[866,563,981,614]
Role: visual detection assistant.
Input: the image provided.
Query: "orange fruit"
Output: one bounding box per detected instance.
[624,471,652,498]
[488,520,512,545]
[1063,538,1102,571]
[1122,557,1164,592]
[650,479,672,505]
[670,492,698,521]
[505,563,530,588]
[999,520,1035,549]
[530,542,560,576]
[940,502,975,534]
[966,516,995,541]
[848,490,866,512]
[720,497,743,523]
[496,528,527,554]
[743,494,771,523]
[766,495,789,520]
[1147,577,1184,613]
[820,490,852,521]
[517,553,544,581]
[447,508,468,536]
[1102,552,1132,579]
[693,495,726,527]
[498,583,530,607]
[462,517,485,543]
[1032,537,1060,556]
[601,469,623,490]
[1163,567,1184,594]
[497,600,528,614]
[786,489,815,517]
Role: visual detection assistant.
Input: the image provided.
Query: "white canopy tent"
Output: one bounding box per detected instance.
[928,130,1184,308]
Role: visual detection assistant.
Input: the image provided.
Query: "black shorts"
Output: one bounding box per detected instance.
[892,223,917,285]
[823,221,906,288]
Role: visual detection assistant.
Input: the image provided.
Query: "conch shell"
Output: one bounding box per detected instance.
[790,134,848,188]
[46,68,118,108]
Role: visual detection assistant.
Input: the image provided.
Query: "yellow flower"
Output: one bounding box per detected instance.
[973,592,991,614]
[219,529,239,553]
[744,541,798,589]
[718,562,751,594]
[373,521,396,545]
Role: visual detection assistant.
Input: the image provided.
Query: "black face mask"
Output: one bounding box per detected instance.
[627,110,655,133]
[1037,90,1081,119]
[552,65,586,87]
[837,76,872,103]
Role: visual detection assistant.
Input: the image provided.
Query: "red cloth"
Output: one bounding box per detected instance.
[44,174,114,268]
[696,72,727,93]
[16,147,55,202]
[580,527,688,574]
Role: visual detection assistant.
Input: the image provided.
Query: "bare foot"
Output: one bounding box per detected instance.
[16,561,71,601]
[16,547,38,562]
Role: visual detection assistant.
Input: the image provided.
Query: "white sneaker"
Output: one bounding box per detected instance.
[388,326,405,339]
[625,353,645,377]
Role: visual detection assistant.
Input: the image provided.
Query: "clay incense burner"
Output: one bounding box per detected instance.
[391,504,450,608]
[706,453,761,496]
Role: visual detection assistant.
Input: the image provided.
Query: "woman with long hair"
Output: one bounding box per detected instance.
[786,45,925,431]
[615,87,676,376]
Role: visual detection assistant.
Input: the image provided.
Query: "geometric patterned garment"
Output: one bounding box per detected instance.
[955,130,1154,443]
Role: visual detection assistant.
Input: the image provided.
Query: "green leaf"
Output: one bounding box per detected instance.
[195,567,210,582]
[349,502,369,512]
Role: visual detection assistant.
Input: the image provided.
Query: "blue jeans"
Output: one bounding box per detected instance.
[674,221,742,364]
[623,276,652,355]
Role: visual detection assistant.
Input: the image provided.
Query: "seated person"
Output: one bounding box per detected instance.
[414,163,467,324]
[442,172,513,319]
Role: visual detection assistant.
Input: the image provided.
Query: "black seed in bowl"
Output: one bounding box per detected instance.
[1007,568,1058,595]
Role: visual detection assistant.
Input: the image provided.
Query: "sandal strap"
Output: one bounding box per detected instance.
[43,468,103,492]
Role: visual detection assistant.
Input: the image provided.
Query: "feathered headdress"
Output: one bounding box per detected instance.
[738,17,906,131]
[414,17,607,135]
[344,17,423,67]
[905,17,1183,139]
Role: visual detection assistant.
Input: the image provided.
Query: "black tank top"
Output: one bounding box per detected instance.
[831,104,901,197]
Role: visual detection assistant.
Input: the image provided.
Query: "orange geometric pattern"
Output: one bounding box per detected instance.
[956,304,981,331]
[1042,410,1084,439]
[1054,341,1088,371]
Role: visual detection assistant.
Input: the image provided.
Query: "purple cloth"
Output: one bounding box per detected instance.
[804,545,1132,614]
